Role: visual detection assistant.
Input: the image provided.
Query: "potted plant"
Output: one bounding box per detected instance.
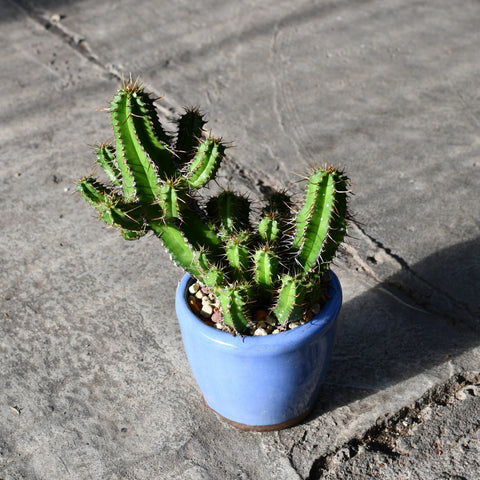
[78,78,350,431]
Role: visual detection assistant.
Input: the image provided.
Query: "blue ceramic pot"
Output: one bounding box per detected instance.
[175,271,342,431]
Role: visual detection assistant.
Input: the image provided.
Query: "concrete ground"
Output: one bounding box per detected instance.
[1,0,479,478]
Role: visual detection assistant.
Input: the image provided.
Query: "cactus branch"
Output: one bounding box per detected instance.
[175,108,206,164]
[207,190,251,236]
[273,275,305,324]
[225,232,251,282]
[217,285,251,332]
[293,167,349,273]
[96,144,121,186]
[77,177,145,235]
[186,137,225,189]
[253,246,280,294]
[111,92,158,201]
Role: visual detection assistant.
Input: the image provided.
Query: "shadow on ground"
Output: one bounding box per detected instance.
[1,0,73,24]
[311,237,480,418]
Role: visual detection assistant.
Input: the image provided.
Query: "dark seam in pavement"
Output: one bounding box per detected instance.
[350,222,479,327]
[10,0,177,118]
[11,0,110,71]
[304,372,480,480]
[354,222,410,272]
[12,0,269,197]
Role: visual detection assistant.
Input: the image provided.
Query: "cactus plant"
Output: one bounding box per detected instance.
[78,78,350,335]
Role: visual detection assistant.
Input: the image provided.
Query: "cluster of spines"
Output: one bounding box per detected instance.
[78,79,350,334]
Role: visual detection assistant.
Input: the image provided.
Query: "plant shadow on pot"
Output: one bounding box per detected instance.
[307,237,480,421]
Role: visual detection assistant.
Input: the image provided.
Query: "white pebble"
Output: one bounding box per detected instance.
[189,283,200,294]
[200,304,213,318]
[253,328,268,336]
[455,390,466,400]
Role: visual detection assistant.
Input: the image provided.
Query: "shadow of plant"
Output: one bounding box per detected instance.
[314,237,480,414]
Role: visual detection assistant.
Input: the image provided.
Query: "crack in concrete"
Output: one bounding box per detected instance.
[343,222,479,329]
[12,0,272,198]
[10,0,178,119]
[305,372,480,480]
[12,1,111,70]
[353,222,410,272]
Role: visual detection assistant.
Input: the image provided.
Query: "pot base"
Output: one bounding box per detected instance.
[203,397,313,431]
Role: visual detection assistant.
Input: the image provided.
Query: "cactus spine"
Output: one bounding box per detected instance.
[78,79,350,335]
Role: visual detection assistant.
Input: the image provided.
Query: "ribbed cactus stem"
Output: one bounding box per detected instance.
[318,173,349,268]
[96,144,121,186]
[158,181,183,219]
[111,85,176,199]
[78,177,145,238]
[217,285,251,332]
[149,189,223,273]
[258,214,280,244]
[111,95,157,201]
[179,206,223,257]
[258,190,293,246]
[253,246,280,294]
[186,137,225,189]
[293,167,348,273]
[225,232,251,281]
[273,275,305,324]
[149,221,222,287]
[207,191,251,236]
[175,108,206,164]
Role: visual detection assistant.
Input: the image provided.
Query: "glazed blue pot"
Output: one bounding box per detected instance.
[175,271,342,431]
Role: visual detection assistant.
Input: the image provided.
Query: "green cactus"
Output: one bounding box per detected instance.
[78,78,350,335]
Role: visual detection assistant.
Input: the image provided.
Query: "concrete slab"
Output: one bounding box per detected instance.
[1,0,479,479]
[318,373,480,479]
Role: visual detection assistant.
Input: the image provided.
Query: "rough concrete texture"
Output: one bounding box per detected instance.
[319,373,480,479]
[1,0,479,479]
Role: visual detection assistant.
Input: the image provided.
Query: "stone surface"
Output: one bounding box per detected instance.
[1,0,479,479]
[318,373,480,480]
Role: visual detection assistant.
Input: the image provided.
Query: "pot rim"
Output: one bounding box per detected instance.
[175,270,342,350]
